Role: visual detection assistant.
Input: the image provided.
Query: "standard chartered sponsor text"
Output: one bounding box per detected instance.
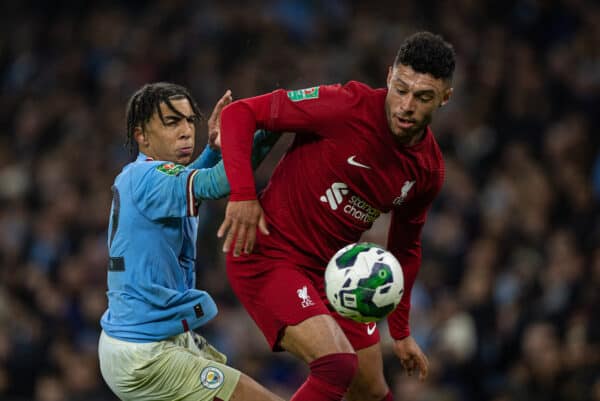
[343,195,381,223]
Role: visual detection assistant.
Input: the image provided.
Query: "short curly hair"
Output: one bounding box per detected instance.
[394,31,456,81]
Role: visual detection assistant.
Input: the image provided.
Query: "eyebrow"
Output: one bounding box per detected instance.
[163,113,196,121]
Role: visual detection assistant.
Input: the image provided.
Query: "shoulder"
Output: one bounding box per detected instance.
[427,130,445,170]
[325,80,384,99]
[342,80,380,93]
[313,81,385,111]
[129,160,186,176]
[421,130,445,190]
[125,160,188,188]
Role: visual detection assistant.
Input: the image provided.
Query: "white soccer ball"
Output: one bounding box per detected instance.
[325,242,404,323]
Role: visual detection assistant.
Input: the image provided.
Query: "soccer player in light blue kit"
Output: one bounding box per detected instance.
[98,82,284,401]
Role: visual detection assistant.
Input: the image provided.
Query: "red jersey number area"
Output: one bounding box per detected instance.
[226,252,381,351]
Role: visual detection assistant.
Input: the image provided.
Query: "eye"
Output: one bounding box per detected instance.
[164,117,181,126]
[396,88,408,95]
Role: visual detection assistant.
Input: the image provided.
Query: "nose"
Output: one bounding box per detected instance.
[399,94,416,115]
[179,119,194,139]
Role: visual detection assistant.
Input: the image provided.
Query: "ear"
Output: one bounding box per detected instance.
[386,66,393,89]
[133,126,148,147]
[440,87,453,107]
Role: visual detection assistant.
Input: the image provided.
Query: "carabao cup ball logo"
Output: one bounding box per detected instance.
[200,366,224,389]
[325,242,404,323]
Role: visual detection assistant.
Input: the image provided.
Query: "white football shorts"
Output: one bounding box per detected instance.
[98,330,240,401]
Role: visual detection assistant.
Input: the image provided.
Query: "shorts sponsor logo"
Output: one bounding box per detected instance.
[297,285,315,308]
[200,366,224,389]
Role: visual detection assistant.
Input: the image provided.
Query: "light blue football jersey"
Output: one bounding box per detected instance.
[101,132,277,342]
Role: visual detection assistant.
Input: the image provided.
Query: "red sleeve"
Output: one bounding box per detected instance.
[220,83,363,200]
[220,95,272,201]
[386,167,444,339]
[386,207,427,340]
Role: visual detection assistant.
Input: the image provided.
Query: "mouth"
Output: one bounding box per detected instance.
[396,117,416,129]
[178,147,193,157]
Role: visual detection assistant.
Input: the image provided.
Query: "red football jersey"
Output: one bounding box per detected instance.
[220,81,445,339]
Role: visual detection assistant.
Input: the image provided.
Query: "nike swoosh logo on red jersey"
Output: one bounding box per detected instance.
[367,323,377,335]
[347,155,371,169]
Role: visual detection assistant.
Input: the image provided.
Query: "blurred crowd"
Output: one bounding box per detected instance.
[0,0,599,400]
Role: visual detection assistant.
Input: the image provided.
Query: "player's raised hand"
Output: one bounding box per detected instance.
[218,199,269,257]
[207,89,232,150]
[392,336,429,381]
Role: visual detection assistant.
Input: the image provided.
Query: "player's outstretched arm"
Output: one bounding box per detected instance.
[192,130,280,200]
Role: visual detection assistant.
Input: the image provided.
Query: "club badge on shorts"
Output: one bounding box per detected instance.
[199,366,224,389]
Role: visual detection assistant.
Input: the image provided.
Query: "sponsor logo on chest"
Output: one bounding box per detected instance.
[320,182,381,223]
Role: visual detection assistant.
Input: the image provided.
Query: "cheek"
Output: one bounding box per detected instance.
[387,96,402,113]
[417,104,436,119]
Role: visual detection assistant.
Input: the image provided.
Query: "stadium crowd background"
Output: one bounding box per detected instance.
[0,1,598,400]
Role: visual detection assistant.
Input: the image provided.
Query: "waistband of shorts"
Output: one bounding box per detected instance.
[101,330,190,347]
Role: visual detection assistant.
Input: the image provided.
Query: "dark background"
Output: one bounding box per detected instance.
[0,1,598,400]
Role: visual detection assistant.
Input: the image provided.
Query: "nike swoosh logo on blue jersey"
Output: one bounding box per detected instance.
[347,155,371,169]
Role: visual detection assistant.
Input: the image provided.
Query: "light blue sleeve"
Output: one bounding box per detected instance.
[188,144,221,169]
[131,163,200,219]
[192,130,280,200]
[250,129,280,165]
[132,130,281,219]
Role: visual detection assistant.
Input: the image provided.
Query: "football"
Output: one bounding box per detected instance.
[325,242,404,323]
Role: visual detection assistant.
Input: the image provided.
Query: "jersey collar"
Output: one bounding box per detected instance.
[137,152,154,162]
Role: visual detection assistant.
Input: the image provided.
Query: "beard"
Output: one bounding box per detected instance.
[389,113,432,145]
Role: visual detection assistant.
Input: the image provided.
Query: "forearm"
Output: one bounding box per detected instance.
[387,251,420,340]
[387,217,425,340]
[193,130,280,200]
[251,130,280,168]
[188,144,221,170]
[192,161,230,200]
[221,95,273,201]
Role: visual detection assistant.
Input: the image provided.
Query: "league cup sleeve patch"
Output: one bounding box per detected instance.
[287,86,319,102]
[156,162,185,176]
[199,366,224,389]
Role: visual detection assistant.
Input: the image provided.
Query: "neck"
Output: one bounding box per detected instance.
[394,127,427,147]
[139,146,155,159]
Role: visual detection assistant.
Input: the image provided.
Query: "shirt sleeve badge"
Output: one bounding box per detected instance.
[156,162,185,176]
[287,86,320,102]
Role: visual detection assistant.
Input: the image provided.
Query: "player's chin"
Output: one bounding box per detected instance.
[391,128,415,143]
[176,155,193,165]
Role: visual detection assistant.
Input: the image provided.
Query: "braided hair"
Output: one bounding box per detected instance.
[394,31,456,81]
[125,82,203,154]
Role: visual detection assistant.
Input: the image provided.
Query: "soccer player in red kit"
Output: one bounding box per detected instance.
[218,32,455,401]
